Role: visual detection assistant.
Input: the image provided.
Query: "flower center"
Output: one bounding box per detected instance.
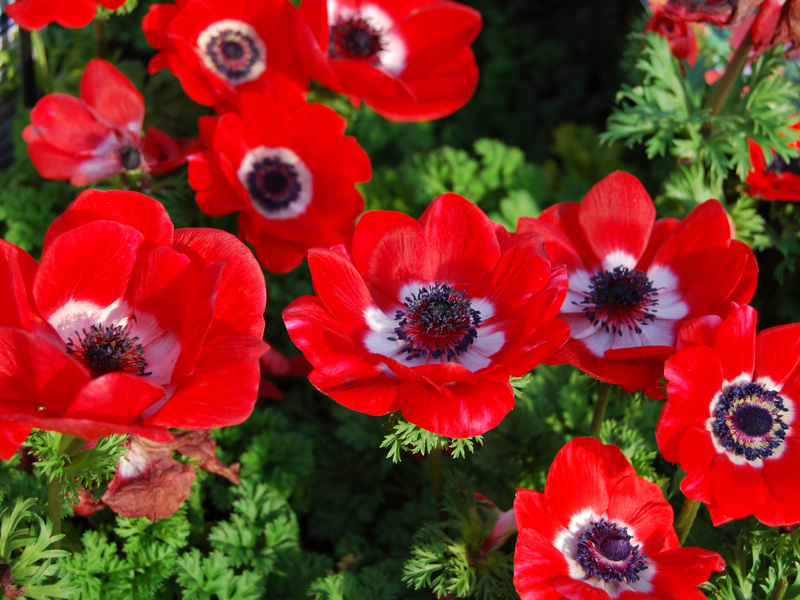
[389,283,481,361]
[245,157,301,212]
[119,144,141,171]
[575,519,648,585]
[713,382,788,461]
[329,16,384,64]
[767,154,800,176]
[578,266,659,336]
[197,20,266,85]
[66,323,150,379]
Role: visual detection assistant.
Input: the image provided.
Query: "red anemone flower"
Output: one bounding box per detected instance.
[296,0,481,122]
[745,121,800,201]
[282,193,570,438]
[6,0,126,30]
[658,304,800,526]
[645,2,699,66]
[23,59,197,186]
[188,83,371,274]
[514,437,725,600]
[0,189,267,460]
[516,171,757,399]
[143,0,307,112]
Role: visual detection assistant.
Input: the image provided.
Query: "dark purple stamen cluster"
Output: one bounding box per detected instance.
[329,16,384,64]
[66,323,150,378]
[119,145,141,171]
[714,382,788,461]
[575,519,648,585]
[388,282,481,361]
[246,158,301,212]
[206,29,260,82]
[578,266,659,336]
[768,154,800,176]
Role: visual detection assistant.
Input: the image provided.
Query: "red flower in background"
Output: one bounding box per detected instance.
[282,193,569,438]
[658,304,800,526]
[296,0,481,122]
[6,0,125,30]
[23,60,197,186]
[516,171,757,398]
[645,2,699,66]
[258,347,312,401]
[0,189,267,460]
[745,121,800,201]
[143,0,307,111]
[514,438,725,600]
[188,83,371,274]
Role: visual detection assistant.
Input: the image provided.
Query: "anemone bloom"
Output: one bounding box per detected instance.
[658,304,800,526]
[645,2,698,66]
[745,121,800,201]
[6,0,125,30]
[23,60,197,186]
[514,438,725,600]
[296,0,482,121]
[282,193,569,438]
[143,0,307,111]
[516,171,757,398]
[0,189,267,460]
[188,83,371,274]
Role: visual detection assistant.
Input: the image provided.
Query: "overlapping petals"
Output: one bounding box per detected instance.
[282,193,569,438]
[514,438,725,600]
[517,171,757,398]
[296,0,481,121]
[658,303,800,526]
[6,0,126,30]
[188,83,371,274]
[645,2,699,66]
[0,189,267,460]
[143,0,307,111]
[23,60,197,187]
[745,121,800,201]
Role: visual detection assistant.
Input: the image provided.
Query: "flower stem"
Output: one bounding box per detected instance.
[94,19,107,59]
[429,443,445,522]
[707,33,752,118]
[674,497,702,545]
[589,381,613,438]
[771,576,788,600]
[47,434,86,548]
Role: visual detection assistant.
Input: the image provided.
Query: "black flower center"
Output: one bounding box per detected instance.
[205,28,260,82]
[714,382,788,461]
[389,282,481,361]
[768,154,800,176]
[246,157,301,212]
[576,519,648,585]
[577,266,659,336]
[66,322,150,379]
[119,145,141,170]
[329,16,384,64]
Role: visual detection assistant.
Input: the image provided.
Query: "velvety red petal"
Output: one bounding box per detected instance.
[708,454,768,520]
[753,481,800,527]
[145,334,267,428]
[713,304,756,382]
[637,217,680,270]
[755,323,800,389]
[544,438,635,528]
[763,437,800,507]
[308,365,401,416]
[537,202,602,272]
[64,372,165,424]
[677,427,717,504]
[607,474,677,552]
[6,0,98,29]
[676,315,723,351]
[242,226,306,274]
[578,171,655,265]
[35,221,144,320]
[650,547,725,591]
[0,423,32,460]
[189,153,246,217]
[307,248,376,325]
[43,189,174,253]
[239,92,289,148]
[28,94,115,153]
[552,576,619,600]
[0,242,40,331]
[80,59,144,137]
[514,529,569,600]
[515,217,587,274]
[514,488,561,541]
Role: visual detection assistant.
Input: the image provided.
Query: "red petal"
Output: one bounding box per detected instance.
[676,315,723,350]
[552,577,618,600]
[607,473,678,553]
[35,221,144,320]
[763,438,800,507]
[713,304,756,382]
[28,94,115,153]
[709,454,768,520]
[514,488,562,541]
[544,438,635,528]
[677,427,717,504]
[514,529,569,600]
[0,423,32,460]
[6,0,98,29]
[80,60,144,138]
[242,226,306,274]
[663,347,722,428]
[309,366,401,416]
[64,372,165,425]
[650,547,725,590]
[307,248,375,325]
[0,242,40,331]
[755,323,800,389]
[515,217,587,275]
[578,172,655,265]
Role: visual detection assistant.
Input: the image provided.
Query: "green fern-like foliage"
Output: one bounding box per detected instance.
[380,417,483,463]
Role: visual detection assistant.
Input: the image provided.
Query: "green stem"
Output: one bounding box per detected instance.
[771,576,788,600]
[94,19,107,60]
[707,33,752,118]
[674,498,702,546]
[429,444,445,522]
[47,434,86,548]
[588,381,613,438]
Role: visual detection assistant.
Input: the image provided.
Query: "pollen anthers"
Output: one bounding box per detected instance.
[66,322,150,379]
[197,20,266,84]
[578,266,659,336]
[329,15,385,64]
[389,282,481,361]
[714,382,788,461]
[575,519,648,585]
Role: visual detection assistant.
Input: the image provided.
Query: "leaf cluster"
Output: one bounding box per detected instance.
[380,417,483,463]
